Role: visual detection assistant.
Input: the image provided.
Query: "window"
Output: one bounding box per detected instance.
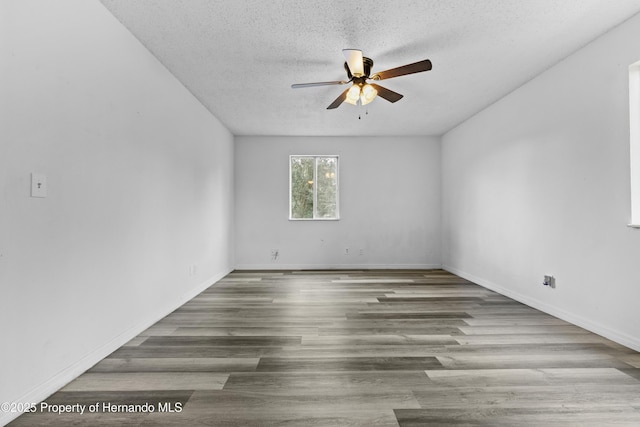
[289,155,339,220]
[630,61,640,226]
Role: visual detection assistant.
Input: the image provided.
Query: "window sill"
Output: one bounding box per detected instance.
[289,218,340,221]
[627,224,640,228]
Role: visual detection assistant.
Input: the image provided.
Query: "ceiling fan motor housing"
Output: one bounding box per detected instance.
[344,57,374,79]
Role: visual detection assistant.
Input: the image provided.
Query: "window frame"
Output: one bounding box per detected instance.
[630,61,640,227]
[289,155,340,221]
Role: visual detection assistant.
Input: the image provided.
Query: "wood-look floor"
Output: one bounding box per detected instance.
[9,270,640,426]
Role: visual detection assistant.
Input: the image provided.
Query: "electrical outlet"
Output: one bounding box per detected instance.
[271,249,279,260]
[359,248,364,256]
[188,264,197,277]
[344,248,349,255]
[543,275,555,288]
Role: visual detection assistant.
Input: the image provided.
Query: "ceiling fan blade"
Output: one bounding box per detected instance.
[373,59,432,80]
[343,49,364,77]
[369,83,403,103]
[291,80,348,89]
[327,87,351,109]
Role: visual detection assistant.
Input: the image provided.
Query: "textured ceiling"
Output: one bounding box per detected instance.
[99,0,640,136]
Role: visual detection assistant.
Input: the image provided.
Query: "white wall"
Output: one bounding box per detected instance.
[442,12,640,351]
[0,1,234,422]
[235,136,441,269]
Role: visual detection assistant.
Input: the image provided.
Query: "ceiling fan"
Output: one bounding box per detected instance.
[292,49,432,110]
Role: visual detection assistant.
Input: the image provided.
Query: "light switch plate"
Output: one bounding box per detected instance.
[31,173,47,198]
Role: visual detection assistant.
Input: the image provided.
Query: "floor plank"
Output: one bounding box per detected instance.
[60,373,229,392]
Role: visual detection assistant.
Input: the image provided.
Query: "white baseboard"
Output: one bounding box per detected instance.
[234,263,443,270]
[0,268,232,427]
[443,265,640,353]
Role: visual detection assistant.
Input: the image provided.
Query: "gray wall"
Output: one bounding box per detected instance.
[442,12,640,351]
[0,1,234,423]
[234,136,442,269]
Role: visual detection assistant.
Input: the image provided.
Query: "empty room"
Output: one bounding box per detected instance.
[3,0,640,425]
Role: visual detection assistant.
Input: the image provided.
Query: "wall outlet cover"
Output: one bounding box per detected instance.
[543,275,556,288]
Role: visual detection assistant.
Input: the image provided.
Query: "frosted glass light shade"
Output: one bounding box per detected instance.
[360,84,377,105]
[345,85,361,105]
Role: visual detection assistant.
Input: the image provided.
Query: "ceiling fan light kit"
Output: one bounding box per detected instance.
[344,82,377,106]
[292,49,432,110]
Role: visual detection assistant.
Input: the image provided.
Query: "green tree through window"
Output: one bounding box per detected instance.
[290,156,339,220]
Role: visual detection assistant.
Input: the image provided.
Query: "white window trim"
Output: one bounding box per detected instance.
[289,155,340,221]
[629,61,640,227]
